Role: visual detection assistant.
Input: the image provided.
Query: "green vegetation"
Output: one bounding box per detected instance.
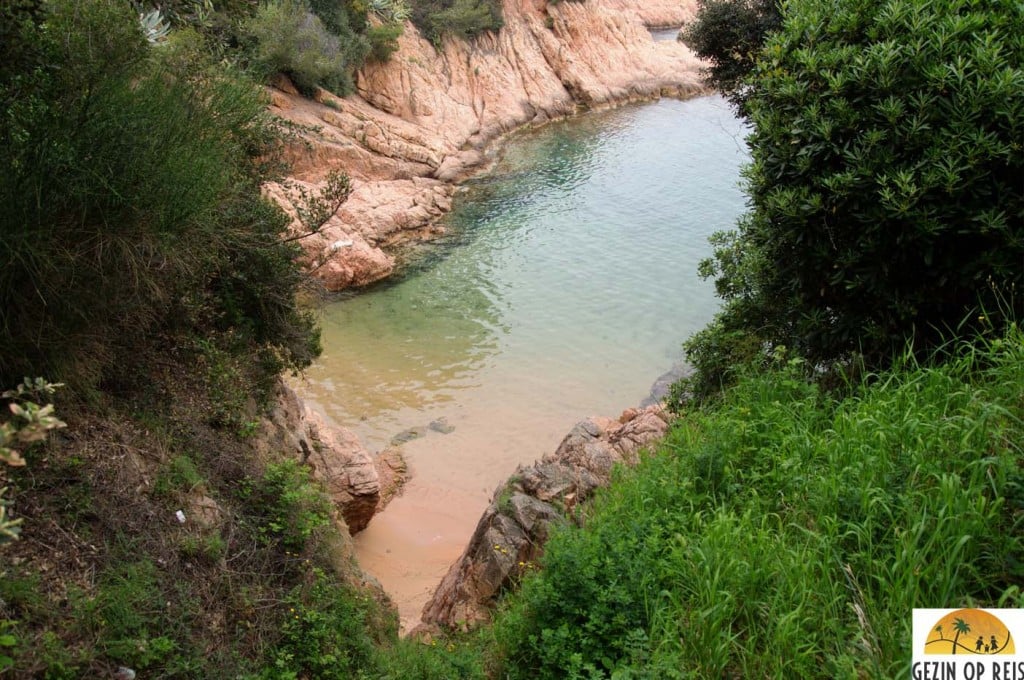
[0,0,319,395]
[3,0,1022,676]
[680,0,781,113]
[492,334,1024,677]
[411,0,504,44]
[246,0,370,96]
[684,0,1024,398]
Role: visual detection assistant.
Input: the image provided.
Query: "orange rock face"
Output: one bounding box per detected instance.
[266,0,704,290]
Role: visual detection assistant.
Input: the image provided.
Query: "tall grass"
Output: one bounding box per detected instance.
[494,333,1024,678]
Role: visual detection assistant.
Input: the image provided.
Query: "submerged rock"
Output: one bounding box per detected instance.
[390,425,428,446]
[418,404,669,630]
[428,417,455,435]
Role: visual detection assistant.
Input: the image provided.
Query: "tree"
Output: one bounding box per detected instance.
[952,618,971,654]
[684,0,1024,398]
[680,0,781,113]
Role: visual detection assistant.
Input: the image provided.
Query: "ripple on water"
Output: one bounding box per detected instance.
[301,96,749,629]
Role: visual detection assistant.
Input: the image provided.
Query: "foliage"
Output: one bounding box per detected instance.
[0,379,64,469]
[0,379,63,544]
[139,8,172,44]
[410,0,503,44]
[494,331,1024,678]
[369,0,411,24]
[680,0,781,114]
[0,0,320,395]
[685,0,1024,398]
[261,569,379,679]
[243,460,333,552]
[246,0,362,96]
[367,23,405,63]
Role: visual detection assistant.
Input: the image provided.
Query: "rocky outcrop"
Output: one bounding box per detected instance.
[258,381,406,534]
[418,404,669,630]
[267,0,704,290]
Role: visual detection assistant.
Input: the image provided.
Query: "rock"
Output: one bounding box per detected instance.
[266,0,706,292]
[303,407,382,534]
[186,492,222,529]
[641,363,691,407]
[390,425,428,446]
[375,447,409,512]
[420,404,670,629]
[428,418,455,434]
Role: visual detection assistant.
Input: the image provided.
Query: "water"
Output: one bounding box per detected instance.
[649,26,681,42]
[299,96,749,628]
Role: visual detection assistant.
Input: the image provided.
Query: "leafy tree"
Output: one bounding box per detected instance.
[246,0,369,96]
[685,0,1024,398]
[680,0,781,113]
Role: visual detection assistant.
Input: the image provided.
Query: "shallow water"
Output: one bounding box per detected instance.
[299,96,748,628]
[649,26,682,42]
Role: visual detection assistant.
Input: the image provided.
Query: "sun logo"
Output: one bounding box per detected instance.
[924,609,1015,655]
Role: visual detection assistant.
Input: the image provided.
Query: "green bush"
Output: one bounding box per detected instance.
[410,0,503,44]
[246,0,364,96]
[243,460,332,553]
[367,23,404,63]
[261,569,379,680]
[687,0,1024,397]
[495,332,1024,678]
[680,0,781,113]
[0,0,319,395]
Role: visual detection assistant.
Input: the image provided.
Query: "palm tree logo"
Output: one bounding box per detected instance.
[951,618,971,655]
[924,609,1014,655]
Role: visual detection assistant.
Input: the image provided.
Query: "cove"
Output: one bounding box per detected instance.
[300,95,749,628]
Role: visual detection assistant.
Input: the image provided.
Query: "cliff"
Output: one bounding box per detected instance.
[267,0,704,290]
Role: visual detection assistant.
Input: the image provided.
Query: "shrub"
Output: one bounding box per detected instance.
[680,0,781,113]
[367,23,404,63]
[687,0,1024,397]
[246,0,361,96]
[0,0,319,394]
[261,569,379,680]
[410,0,503,44]
[243,460,332,553]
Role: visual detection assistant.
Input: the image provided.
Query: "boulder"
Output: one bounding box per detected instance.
[302,407,381,534]
[419,404,669,629]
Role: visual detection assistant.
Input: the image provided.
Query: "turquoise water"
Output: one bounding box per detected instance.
[300,96,749,623]
[305,96,748,454]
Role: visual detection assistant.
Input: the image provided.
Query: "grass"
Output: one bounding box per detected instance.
[491,332,1024,678]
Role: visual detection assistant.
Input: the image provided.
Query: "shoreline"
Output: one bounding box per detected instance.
[266,0,705,291]
[280,0,708,632]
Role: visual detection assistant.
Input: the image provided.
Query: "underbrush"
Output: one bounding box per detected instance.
[493,333,1024,678]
